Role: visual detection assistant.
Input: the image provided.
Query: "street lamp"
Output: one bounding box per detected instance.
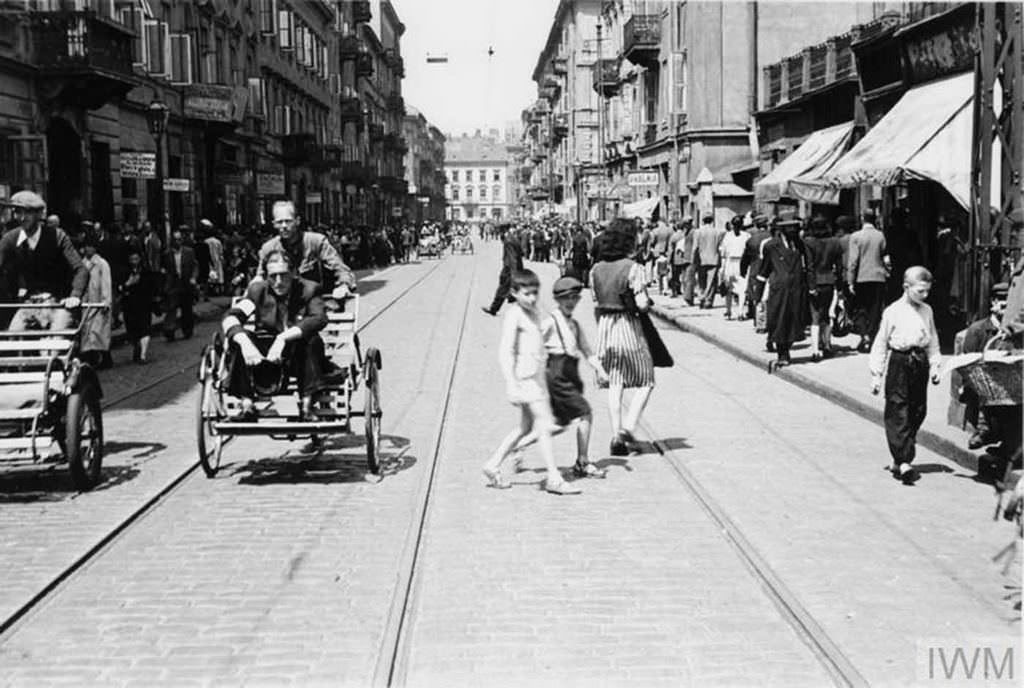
[146,98,170,244]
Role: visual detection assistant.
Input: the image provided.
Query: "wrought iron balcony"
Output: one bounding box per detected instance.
[385,49,405,78]
[552,56,568,75]
[368,123,385,142]
[339,96,362,122]
[623,14,661,67]
[352,0,371,24]
[383,133,408,154]
[339,35,360,60]
[356,51,373,77]
[31,10,136,107]
[593,57,620,97]
[386,92,405,114]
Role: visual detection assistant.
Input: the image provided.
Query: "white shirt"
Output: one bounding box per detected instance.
[868,296,941,377]
[16,228,41,251]
[720,231,750,261]
[542,309,593,359]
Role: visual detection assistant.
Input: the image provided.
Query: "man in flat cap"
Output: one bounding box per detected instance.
[0,190,88,332]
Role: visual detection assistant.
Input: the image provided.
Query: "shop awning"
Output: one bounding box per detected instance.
[755,121,854,205]
[619,195,660,220]
[712,182,754,198]
[823,72,973,208]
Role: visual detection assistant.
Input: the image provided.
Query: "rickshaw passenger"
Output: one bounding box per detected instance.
[222,250,332,419]
[256,200,356,301]
[0,191,88,332]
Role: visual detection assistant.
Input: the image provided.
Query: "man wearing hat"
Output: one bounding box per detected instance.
[0,190,88,332]
[741,214,772,325]
[962,282,1021,462]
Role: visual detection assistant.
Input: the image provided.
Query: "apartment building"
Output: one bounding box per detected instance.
[0,0,410,234]
[524,0,887,224]
[402,106,447,224]
[444,134,514,223]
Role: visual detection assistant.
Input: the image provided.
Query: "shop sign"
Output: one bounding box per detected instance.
[306,192,322,204]
[257,172,285,196]
[183,84,249,123]
[628,171,659,187]
[163,178,190,192]
[901,6,975,84]
[120,152,156,179]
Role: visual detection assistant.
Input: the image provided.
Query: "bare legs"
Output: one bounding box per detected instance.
[484,402,560,484]
[607,383,653,437]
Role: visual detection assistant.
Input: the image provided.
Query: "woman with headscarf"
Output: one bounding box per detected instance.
[590,218,656,455]
[757,219,810,369]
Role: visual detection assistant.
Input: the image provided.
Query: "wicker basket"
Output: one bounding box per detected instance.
[960,336,1023,407]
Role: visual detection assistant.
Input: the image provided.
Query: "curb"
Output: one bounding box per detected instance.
[650,304,980,474]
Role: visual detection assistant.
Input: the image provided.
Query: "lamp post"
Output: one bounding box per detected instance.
[145,98,170,245]
[596,22,605,222]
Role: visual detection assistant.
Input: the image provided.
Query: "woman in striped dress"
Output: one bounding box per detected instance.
[590,220,655,456]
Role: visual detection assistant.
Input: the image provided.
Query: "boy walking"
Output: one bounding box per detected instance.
[869,266,942,483]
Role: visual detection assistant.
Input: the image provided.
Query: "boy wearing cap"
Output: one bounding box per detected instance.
[511,276,611,478]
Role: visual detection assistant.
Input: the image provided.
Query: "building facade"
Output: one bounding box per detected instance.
[0,0,407,236]
[402,106,446,224]
[444,134,514,223]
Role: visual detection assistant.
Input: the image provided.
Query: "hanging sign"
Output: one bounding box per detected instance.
[120,152,156,179]
[257,172,285,196]
[163,178,190,192]
[628,171,659,187]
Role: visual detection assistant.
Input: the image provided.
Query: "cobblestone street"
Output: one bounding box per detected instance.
[0,245,1018,687]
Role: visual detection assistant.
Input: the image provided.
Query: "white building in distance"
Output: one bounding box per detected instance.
[444,134,515,222]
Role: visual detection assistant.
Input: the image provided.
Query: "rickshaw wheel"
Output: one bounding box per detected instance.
[66,382,103,491]
[364,347,383,475]
[197,373,224,478]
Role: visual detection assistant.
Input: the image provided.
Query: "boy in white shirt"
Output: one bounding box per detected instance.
[869,266,942,483]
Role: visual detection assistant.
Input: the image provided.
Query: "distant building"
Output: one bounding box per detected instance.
[444,134,514,222]
[403,106,446,223]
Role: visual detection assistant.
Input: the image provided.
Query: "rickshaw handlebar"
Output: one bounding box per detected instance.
[0,302,110,310]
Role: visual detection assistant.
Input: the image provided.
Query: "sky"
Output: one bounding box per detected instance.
[393,0,560,139]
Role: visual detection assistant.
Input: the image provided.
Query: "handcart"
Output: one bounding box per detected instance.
[195,295,383,476]
[0,302,107,489]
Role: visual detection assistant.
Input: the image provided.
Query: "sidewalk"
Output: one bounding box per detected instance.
[649,293,984,472]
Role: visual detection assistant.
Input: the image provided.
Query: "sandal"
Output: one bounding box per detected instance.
[482,466,511,489]
[574,461,607,479]
[544,478,581,495]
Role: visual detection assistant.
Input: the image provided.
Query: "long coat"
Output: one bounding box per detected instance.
[81,254,113,353]
[759,237,809,347]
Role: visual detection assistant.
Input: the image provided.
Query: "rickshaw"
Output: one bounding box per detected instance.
[452,232,474,255]
[0,302,107,490]
[195,295,383,476]
[418,233,442,259]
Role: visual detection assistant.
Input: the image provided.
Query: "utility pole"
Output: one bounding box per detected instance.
[597,21,605,222]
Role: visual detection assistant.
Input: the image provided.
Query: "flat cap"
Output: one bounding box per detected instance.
[991,282,1010,298]
[7,190,45,210]
[552,276,584,297]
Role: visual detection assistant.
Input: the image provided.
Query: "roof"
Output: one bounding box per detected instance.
[444,137,511,164]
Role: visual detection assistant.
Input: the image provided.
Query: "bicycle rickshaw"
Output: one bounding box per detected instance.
[0,302,106,490]
[418,234,442,259]
[195,295,383,476]
[452,233,474,255]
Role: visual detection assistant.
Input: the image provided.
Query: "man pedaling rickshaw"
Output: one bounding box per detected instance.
[0,190,88,333]
[256,200,356,303]
[221,249,340,423]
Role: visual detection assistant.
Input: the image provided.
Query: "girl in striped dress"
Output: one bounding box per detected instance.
[590,220,655,456]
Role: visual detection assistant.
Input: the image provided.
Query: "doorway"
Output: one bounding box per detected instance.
[46,118,82,228]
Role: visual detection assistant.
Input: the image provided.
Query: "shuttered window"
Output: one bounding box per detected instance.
[119,7,146,65]
[277,9,293,50]
[169,33,192,84]
[143,20,168,76]
[259,0,277,35]
[248,77,264,117]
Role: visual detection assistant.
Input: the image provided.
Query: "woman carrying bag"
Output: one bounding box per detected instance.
[590,219,673,456]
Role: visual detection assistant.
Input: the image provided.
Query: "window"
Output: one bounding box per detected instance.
[451,186,459,201]
[143,19,169,76]
[479,185,487,200]
[478,169,486,182]
[493,169,500,182]
[672,52,686,114]
[169,33,192,84]
[492,208,502,220]
[259,0,277,35]
[278,8,293,50]
[248,77,264,117]
[452,170,459,182]
[492,185,502,201]
[466,186,473,200]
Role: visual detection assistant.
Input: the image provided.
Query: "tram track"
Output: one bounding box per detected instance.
[0,257,450,640]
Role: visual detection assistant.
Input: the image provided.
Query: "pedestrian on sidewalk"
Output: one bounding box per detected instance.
[161,228,197,341]
[693,215,725,309]
[508,276,611,479]
[667,217,692,300]
[847,211,890,353]
[741,215,772,327]
[79,233,113,369]
[804,216,844,361]
[122,248,157,364]
[720,216,750,320]
[591,220,656,456]
[869,266,942,484]
[757,219,809,369]
[482,269,581,495]
[482,228,524,316]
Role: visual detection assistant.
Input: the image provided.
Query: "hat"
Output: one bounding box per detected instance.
[199,219,214,228]
[991,282,1009,298]
[552,276,583,297]
[7,190,45,210]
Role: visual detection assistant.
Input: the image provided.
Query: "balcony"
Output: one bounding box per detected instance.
[339,35,360,60]
[380,175,407,195]
[385,49,405,78]
[352,0,371,24]
[641,122,658,147]
[282,133,318,164]
[340,161,369,185]
[31,10,137,108]
[356,51,373,77]
[761,30,860,109]
[368,123,385,142]
[553,113,568,137]
[592,57,620,97]
[314,144,343,170]
[386,92,405,114]
[623,14,661,67]
[552,56,568,75]
[384,133,408,154]
[530,147,547,163]
[339,96,362,122]
[528,185,550,200]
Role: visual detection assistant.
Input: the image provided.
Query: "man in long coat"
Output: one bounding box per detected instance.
[482,227,524,316]
[757,219,809,368]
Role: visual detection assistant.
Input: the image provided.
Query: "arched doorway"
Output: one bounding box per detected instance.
[46,118,82,228]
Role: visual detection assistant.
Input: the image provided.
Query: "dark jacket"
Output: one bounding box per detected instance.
[258,231,355,291]
[803,235,843,287]
[0,224,88,300]
[502,234,524,272]
[226,278,326,340]
[162,247,197,291]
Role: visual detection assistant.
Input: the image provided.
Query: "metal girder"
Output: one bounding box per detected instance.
[970,1,1023,316]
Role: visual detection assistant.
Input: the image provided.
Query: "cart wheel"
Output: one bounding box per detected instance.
[197,374,224,477]
[364,347,383,475]
[66,382,103,491]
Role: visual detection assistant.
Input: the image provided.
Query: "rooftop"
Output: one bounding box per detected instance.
[444,136,511,164]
